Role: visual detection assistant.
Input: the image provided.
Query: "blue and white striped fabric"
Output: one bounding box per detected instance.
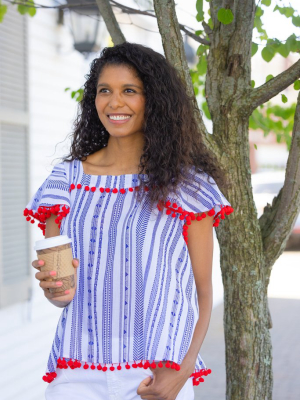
[25,159,232,379]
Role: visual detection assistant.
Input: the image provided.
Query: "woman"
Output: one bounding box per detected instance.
[24,42,234,400]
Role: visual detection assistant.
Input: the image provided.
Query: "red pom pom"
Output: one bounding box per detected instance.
[208,208,215,216]
[31,220,35,224]
[129,187,133,192]
[100,187,104,193]
[166,209,171,215]
[158,361,163,368]
[91,187,96,192]
[132,362,138,368]
[77,184,82,189]
[70,184,75,190]
[102,365,108,372]
[165,361,171,368]
[120,188,126,194]
[97,364,102,370]
[105,188,110,193]
[112,188,118,193]
[125,363,131,369]
[23,208,29,216]
[172,213,176,218]
[85,186,90,191]
[151,361,156,369]
[110,365,115,371]
[117,364,122,370]
[144,186,149,192]
[83,363,89,369]
[166,201,171,207]
[143,360,150,369]
[172,203,177,208]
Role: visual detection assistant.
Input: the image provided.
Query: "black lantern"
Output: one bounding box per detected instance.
[66,0,101,54]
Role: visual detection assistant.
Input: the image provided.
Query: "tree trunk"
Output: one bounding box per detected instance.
[206,1,273,398]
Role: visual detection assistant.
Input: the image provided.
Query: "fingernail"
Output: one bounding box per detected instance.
[56,281,63,286]
[50,271,56,276]
[38,260,44,265]
[65,290,70,294]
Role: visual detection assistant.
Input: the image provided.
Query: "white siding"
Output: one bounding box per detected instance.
[0,6,31,308]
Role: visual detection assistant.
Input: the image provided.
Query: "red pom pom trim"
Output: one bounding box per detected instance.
[43,359,210,385]
[156,201,234,244]
[23,205,70,236]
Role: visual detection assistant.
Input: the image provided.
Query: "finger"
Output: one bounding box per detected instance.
[39,279,64,290]
[44,289,73,301]
[35,270,57,281]
[72,258,79,268]
[137,376,153,395]
[32,259,44,270]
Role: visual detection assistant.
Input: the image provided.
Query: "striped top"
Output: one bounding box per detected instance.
[24,158,234,386]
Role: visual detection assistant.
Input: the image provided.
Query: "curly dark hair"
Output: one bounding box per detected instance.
[62,42,228,209]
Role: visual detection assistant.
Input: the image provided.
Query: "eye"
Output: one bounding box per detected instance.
[98,88,109,93]
[125,89,135,93]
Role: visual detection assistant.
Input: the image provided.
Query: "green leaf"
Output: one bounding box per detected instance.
[281,94,288,103]
[277,43,290,58]
[202,101,211,120]
[274,6,294,18]
[195,30,203,36]
[254,144,257,150]
[0,4,7,22]
[71,91,76,99]
[292,15,300,27]
[294,80,300,90]
[17,5,27,15]
[65,87,71,92]
[196,0,204,21]
[261,46,275,62]
[251,80,255,88]
[197,55,207,75]
[255,7,264,17]
[251,42,258,57]
[261,0,271,6]
[266,74,273,82]
[217,8,234,25]
[28,1,36,17]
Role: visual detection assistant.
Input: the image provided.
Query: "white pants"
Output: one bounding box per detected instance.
[45,364,195,400]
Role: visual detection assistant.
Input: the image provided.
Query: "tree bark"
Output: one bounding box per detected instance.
[206,1,273,398]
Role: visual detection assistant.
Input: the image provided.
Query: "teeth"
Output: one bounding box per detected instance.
[109,115,131,120]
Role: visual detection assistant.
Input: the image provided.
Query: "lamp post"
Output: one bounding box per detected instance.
[65,0,101,54]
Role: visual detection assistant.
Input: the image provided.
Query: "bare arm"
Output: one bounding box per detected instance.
[181,214,214,367]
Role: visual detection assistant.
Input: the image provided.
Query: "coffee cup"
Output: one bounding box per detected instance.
[34,235,75,294]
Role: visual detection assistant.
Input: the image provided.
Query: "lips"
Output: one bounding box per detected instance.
[107,114,132,124]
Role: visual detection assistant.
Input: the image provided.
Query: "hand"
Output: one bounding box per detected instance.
[32,258,79,307]
[137,360,194,400]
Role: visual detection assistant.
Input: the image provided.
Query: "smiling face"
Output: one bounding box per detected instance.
[95,64,146,140]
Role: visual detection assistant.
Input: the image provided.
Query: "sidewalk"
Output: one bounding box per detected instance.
[194,254,300,400]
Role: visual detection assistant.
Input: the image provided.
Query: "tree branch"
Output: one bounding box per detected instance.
[153,0,219,159]
[110,0,210,45]
[260,91,300,271]
[248,59,300,112]
[95,0,125,45]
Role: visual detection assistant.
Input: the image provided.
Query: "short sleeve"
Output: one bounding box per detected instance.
[23,162,70,235]
[156,167,234,244]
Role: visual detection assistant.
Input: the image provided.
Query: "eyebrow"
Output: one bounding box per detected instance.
[97,83,143,90]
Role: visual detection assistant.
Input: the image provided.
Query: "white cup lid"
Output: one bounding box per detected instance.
[34,235,72,251]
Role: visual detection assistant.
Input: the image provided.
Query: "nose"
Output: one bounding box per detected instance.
[108,91,124,109]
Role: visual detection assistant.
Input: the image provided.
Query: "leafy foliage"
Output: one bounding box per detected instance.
[217,8,234,25]
[65,87,84,102]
